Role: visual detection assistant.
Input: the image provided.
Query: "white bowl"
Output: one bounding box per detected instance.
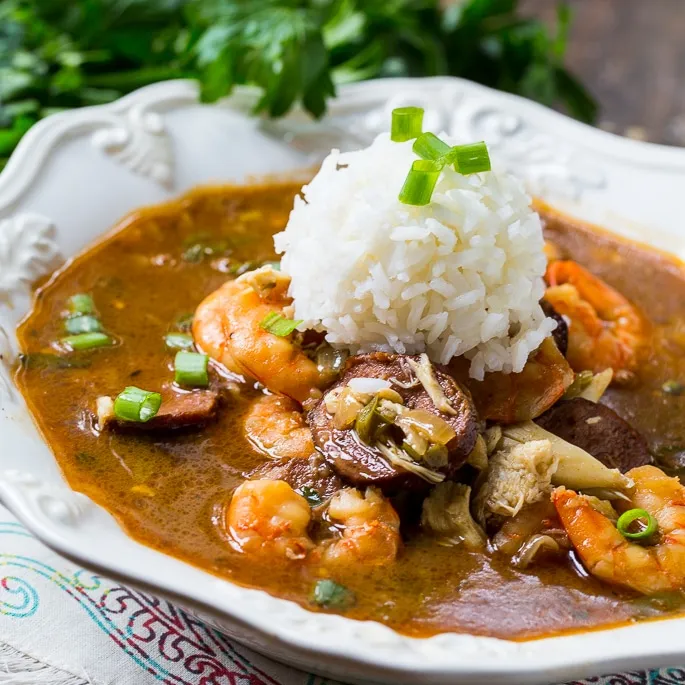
[1,77,685,685]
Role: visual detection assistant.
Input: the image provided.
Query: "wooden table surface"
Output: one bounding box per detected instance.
[521,0,685,146]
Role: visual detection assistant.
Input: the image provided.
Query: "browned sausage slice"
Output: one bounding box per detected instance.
[249,453,342,502]
[308,353,478,493]
[535,397,652,472]
[109,390,220,431]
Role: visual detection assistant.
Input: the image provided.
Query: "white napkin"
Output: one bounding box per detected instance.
[0,504,678,685]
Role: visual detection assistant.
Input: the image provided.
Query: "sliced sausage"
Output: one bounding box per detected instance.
[249,453,342,501]
[541,298,568,357]
[108,390,220,431]
[535,397,652,472]
[308,352,479,493]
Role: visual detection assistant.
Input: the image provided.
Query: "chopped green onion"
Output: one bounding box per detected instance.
[398,160,442,206]
[113,386,162,423]
[391,107,424,142]
[450,141,491,175]
[165,332,195,350]
[64,315,102,335]
[67,293,95,315]
[616,508,658,542]
[310,579,355,609]
[174,351,209,387]
[259,311,303,337]
[299,486,323,507]
[61,332,111,351]
[413,132,451,161]
[662,380,685,396]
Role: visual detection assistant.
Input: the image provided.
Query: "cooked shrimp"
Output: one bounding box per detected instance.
[244,394,315,459]
[225,480,401,567]
[319,487,401,567]
[225,479,313,559]
[553,466,685,595]
[453,337,574,423]
[193,266,325,403]
[545,261,647,380]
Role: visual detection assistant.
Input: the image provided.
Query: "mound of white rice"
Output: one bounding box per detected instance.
[274,133,556,380]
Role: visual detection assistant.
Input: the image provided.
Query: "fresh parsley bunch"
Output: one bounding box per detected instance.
[0,0,596,169]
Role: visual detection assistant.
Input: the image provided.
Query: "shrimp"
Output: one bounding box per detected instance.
[244,394,315,459]
[451,337,574,423]
[545,261,647,380]
[319,487,401,567]
[224,481,401,567]
[553,466,685,595]
[225,479,313,559]
[193,265,326,404]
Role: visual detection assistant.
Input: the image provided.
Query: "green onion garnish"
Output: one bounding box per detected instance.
[65,315,102,335]
[67,293,95,316]
[398,160,442,206]
[391,107,424,142]
[174,351,209,387]
[450,141,491,175]
[113,386,162,423]
[61,332,111,351]
[259,312,303,337]
[616,508,658,542]
[413,132,451,161]
[164,332,195,350]
[662,380,685,396]
[310,579,355,609]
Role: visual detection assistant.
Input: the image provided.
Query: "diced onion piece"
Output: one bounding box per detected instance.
[95,396,114,428]
[377,387,404,404]
[332,387,365,429]
[398,408,456,444]
[61,332,111,351]
[391,107,424,142]
[67,293,95,315]
[450,141,491,175]
[347,378,391,395]
[578,368,613,402]
[406,354,456,415]
[413,132,451,161]
[114,386,162,423]
[398,160,442,206]
[174,351,209,387]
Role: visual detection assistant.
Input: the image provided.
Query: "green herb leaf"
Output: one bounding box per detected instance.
[0,0,596,163]
[310,579,355,609]
[259,311,303,337]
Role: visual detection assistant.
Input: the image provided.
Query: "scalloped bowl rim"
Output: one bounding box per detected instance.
[1,76,685,684]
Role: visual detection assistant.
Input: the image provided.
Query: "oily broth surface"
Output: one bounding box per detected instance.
[15,184,685,639]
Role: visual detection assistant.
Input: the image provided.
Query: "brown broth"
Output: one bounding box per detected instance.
[14,183,685,640]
